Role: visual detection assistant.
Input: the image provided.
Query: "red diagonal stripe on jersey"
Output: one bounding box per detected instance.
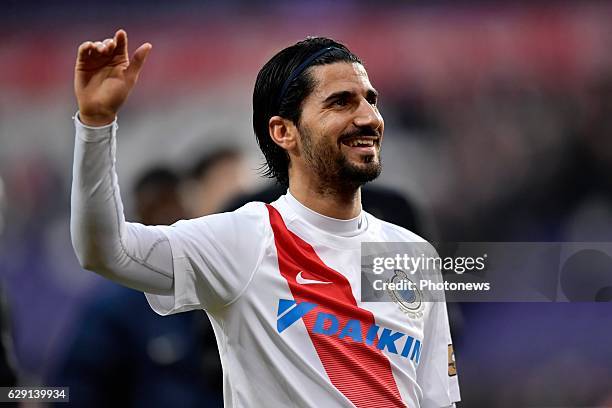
[266,204,405,408]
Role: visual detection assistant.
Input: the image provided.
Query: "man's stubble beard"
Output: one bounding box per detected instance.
[299,124,382,196]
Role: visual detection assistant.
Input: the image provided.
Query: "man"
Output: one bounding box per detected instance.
[71,30,460,407]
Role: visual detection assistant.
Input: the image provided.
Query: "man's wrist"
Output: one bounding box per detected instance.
[74,111,117,129]
[73,111,117,143]
[78,111,116,127]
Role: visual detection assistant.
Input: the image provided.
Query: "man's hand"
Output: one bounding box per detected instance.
[75,29,151,126]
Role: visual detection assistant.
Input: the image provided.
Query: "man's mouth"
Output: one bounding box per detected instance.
[342,138,375,147]
[340,136,379,148]
[339,136,380,157]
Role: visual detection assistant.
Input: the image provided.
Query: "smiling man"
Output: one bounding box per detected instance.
[71,30,460,407]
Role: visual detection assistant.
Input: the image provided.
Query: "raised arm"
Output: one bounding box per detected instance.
[71,30,173,294]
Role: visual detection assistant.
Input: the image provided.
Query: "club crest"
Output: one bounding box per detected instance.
[386,270,424,318]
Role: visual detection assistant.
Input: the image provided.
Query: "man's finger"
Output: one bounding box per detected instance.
[125,43,152,83]
[102,38,116,55]
[114,29,128,57]
[86,42,107,59]
[77,41,94,59]
[102,38,114,51]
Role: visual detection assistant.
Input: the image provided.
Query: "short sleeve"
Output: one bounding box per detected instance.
[145,202,270,314]
[417,299,461,407]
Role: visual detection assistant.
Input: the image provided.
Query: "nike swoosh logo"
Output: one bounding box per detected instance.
[296,271,332,285]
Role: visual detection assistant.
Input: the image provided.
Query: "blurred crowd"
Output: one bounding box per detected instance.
[1,1,612,407]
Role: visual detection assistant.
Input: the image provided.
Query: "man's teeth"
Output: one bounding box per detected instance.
[345,139,375,147]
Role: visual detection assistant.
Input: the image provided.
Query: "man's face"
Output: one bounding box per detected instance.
[295,62,384,190]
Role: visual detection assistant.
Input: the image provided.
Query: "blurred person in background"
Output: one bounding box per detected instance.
[182,147,249,219]
[70,29,459,407]
[0,287,17,390]
[0,177,5,237]
[0,176,18,391]
[50,167,223,407]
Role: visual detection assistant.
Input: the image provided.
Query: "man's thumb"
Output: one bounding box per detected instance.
[126,43,152,83]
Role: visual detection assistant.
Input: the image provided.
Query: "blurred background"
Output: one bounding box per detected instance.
[1,0,612,407]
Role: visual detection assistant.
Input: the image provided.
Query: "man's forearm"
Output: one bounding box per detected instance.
[70,114,174,294]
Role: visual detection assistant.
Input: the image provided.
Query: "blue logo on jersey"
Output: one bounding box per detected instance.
[276,299,421,364]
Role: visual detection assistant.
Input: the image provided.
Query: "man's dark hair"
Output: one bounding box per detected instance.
[253,37,362,187]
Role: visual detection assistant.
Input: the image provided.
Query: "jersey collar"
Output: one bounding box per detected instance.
[283,190,368,237]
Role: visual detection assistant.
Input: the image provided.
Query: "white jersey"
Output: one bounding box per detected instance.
[145,193,460,408]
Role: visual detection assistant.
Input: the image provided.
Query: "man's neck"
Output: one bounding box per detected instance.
[288,180,362,220]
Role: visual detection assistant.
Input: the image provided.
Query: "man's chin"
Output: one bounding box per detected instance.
[340,161,382,184]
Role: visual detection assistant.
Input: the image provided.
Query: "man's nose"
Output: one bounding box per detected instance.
[353,99,383,132]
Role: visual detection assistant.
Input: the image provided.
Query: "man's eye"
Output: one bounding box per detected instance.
[333,98,348,107]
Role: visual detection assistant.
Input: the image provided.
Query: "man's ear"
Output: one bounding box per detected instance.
[269,116,298,152]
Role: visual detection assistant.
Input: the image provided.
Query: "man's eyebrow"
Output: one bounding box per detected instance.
[322,90,353,104]
[322,88,379,104]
